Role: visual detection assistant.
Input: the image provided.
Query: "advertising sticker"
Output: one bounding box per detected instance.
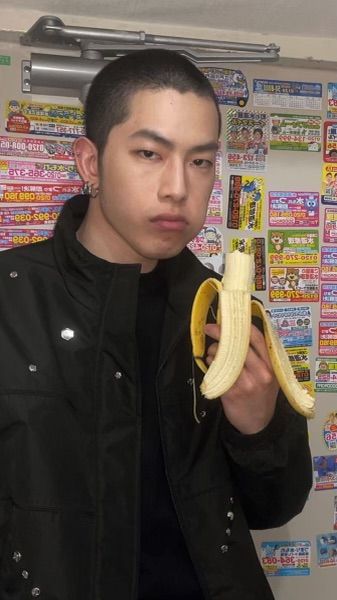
[321,284,337,319]
[253,79,322,110]
[201,68,249,106]
[230,237,266,291]
[327,83,337,119]
[0,136,74,161]
[319,321,337,356]
[316,533,337,566]
[315,358,337,392]
[286,347,311,381]
[269,267,319,303]
[324,208,337,243]
[0,183,83,204]
[321,247,337,281]
[268,229,319,266]
[188,225,223,259]
[0,160,81,182]
[321,164,337,205]
[0,228,53,249]
[313,455,337,490]
[0,55,11,66]
[268,191,319,228]
[270,114,321,151]
[323,413,337,451]
[261,541,311,576]
[323,121,337,162]
[0,204,62,227]
[5,100,84,138]
[226,110,268,171]
[215,151,222,179]
[206,182,223,225]
[227,175,264,231]
[268,306,312,347]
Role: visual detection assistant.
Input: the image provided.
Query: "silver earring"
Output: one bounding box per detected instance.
[82,181,90,195]
[82,181,99,198]
[90,184,99,199]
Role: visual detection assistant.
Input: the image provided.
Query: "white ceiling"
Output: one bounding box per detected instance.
[1,0,337,64]
[2,0,337,38]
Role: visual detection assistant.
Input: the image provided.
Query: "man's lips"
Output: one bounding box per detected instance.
[150,214,188,231]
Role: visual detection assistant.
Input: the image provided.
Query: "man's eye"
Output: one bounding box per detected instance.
[139,150,158,159]
[193,158,213,168]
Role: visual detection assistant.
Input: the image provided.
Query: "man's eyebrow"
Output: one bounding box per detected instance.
[129,128,218,152]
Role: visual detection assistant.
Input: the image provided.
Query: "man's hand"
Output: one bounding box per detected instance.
[204,322,279,435]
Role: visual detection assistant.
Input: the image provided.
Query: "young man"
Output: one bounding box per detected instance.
[0,50,311,599]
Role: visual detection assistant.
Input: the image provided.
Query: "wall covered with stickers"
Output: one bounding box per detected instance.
[1,38,337,599]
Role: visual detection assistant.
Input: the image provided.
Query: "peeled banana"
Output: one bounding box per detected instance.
[190,250,315,418]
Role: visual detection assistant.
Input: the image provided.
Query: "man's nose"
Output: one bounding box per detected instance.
[158,158,187,203]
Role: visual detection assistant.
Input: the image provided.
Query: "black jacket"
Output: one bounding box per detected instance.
[0,195,312,599]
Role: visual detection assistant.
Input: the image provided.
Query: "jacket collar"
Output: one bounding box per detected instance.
[53,194,214,324]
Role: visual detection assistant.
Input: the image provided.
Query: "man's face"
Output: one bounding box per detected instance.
[92,88,219,270]
[253,130,262,141]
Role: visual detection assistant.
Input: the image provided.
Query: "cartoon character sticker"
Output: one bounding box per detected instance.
[323,413,337,451]
[227,175,264,231]
[269,267,319,302]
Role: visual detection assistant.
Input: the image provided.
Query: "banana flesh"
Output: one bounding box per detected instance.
[190,250,315,419]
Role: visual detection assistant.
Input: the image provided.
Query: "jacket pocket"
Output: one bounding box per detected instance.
[0,503,95,600]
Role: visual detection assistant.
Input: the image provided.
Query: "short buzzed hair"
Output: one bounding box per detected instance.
[85,48,221,156]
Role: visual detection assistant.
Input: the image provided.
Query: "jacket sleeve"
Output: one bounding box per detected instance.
[220,389,313,530]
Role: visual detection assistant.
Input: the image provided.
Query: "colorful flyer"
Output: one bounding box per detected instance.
[0,160,81,182]
[315,358,337,392]
[316,533,337,566]
[0,136,74,161]
[327,83,337,119]
[0,55,11,66]
[323,121,337,162]
[268,229,319,266]
[268,306,312,347]
[334,497,337,530]
[201,68,249,106]
[324,208,337,243]
[230,237,266,291]
[323,413,337,451]
[206,182,223,225]
[313,455,337,490]
[0,204,62,227]
[321,284,337,319]
[0,228,53,249]
[319,321,337,356]
[321,247,337,281]
[321,164,337,205]
[5,100,84,138]
[270,114,321,151]
[260,541,311,576]
[268,191,319,228]
[227,175,264,231]
[226,110,268,171]
[188,225,223,258]
[215,151,222,179]
[0,183,83,204]
[269,267,319,303]
[287,347,311,382]
[253,79,322,110]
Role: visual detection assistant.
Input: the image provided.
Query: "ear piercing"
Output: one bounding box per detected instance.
[83,181,99,198]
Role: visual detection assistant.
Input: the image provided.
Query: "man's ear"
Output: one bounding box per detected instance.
[73,137,99,187]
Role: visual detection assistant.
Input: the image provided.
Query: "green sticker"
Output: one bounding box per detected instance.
[0,55,11,66]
